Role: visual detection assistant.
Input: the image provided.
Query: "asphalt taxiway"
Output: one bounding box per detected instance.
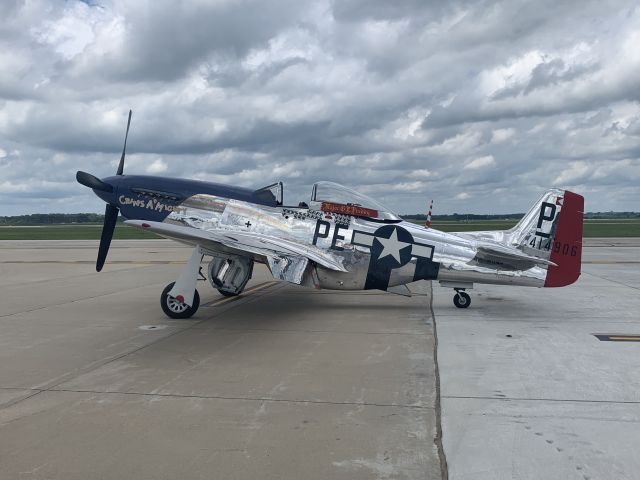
[0,239,638,479]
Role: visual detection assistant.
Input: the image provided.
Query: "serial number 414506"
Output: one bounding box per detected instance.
[530,237,578,256]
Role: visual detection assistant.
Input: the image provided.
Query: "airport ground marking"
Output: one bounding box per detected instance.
[593,334,640,342]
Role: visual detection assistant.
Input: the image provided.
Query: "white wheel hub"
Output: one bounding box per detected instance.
[166,296,189,313]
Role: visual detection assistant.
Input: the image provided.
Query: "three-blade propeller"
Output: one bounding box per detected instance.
[116,110,132,176]
[76,109,132,272]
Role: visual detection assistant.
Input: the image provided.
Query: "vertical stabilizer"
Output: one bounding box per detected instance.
[510,189,583,287]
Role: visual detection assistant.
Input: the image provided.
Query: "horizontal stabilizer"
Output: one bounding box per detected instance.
[475,243,557,269]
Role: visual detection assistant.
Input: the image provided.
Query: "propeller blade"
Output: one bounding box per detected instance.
[96,204,119,272]
[116,109,132,175]
[76,171,113,193]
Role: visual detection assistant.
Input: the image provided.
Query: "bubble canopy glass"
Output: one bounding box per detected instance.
[310,181,401,220]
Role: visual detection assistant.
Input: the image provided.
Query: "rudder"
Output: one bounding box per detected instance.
[544,190,584,287]
[510,189,584,287]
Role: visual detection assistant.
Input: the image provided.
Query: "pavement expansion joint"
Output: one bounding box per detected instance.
[0,281,169,318]
[584,261,640,264]
[276,291,431,296]
[0,386,44,392]
[47,388,434,410]
[430,281,449,480]
[587,244,640,248]
[6,263,173,289]
[582,271,639,290]
[200,327,430,336]
[442,395,640,405]
[0,279,284,410]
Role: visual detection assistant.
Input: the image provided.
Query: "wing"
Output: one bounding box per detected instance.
[124,220,348,273]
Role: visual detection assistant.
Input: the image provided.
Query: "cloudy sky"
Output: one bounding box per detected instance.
[1,0,639,216]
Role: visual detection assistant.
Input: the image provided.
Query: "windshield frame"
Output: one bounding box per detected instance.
[310,181,401,220]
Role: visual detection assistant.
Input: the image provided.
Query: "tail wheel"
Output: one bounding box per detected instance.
[161,282,200,319]
[454,291,471,309]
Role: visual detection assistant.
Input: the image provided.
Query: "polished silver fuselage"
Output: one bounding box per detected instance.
[161,194,547,290]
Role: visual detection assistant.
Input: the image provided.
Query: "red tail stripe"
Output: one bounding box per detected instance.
[544,191,584,287]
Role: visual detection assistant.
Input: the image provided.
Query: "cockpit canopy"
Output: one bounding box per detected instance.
[310,181,400,220]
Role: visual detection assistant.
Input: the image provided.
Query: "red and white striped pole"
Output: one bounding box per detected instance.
[425,199,433,228]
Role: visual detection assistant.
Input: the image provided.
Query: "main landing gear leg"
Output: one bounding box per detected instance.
[161,246,202,319]
[453,288,471,309]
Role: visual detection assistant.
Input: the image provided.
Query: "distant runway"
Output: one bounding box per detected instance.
[0,239,637,479]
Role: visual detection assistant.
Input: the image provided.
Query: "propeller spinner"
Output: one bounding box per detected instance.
[76,109,132,272]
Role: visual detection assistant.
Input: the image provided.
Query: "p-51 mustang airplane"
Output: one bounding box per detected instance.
[77,111,584,319]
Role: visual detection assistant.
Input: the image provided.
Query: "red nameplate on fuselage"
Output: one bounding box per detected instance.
[321,202,378,218]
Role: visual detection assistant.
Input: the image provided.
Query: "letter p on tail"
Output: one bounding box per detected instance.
[511,189,584,287]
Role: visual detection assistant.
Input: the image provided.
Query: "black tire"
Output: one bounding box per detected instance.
[217,288,240,297]
[453,291,471,309]
[161,282,200,319]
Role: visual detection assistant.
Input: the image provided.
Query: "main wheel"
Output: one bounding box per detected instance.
[453,291,471,309]
[217,288,240,297]
[161,282,200,319]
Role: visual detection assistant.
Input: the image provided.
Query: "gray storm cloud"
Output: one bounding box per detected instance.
[0,0,638,215]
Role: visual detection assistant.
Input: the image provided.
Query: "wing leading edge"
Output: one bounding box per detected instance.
[124,220,348,273]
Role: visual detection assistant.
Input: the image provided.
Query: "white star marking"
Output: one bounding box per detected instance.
[376,229,411,262]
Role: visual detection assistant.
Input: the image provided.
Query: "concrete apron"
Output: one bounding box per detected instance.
[0,241,446,480]
[435,239,640,480]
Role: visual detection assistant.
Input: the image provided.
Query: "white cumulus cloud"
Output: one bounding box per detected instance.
[0,0,638,215]
[464,156,496,170]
